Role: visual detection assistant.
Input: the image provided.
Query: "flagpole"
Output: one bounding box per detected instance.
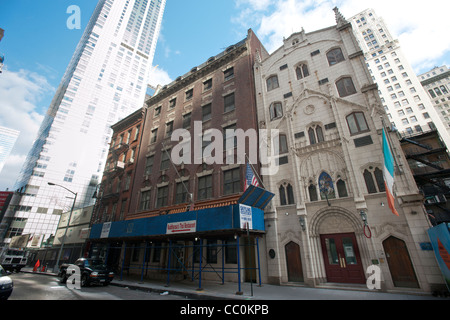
[162,141,193,204]
[245,153,265,189]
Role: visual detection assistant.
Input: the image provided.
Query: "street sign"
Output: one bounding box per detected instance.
[166,220,197,234]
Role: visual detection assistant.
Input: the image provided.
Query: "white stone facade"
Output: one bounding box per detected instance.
[254,9,444,292]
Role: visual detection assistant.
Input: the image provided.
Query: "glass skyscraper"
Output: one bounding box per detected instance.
[0,126,20,176]
[0,0,166,245]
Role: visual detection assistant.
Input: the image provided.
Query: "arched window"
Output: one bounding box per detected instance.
[308,183,318,202]
[308,125,325,145]
[269,102,283,121]
[336,179,348,198]
[316,126,324,143]
[327,48,345,66]
[336,77,357,97]
[279,183,295,205]
[308,128,316,145]
[374,168,385,192]
[267,75,279,91]
[319,172,336,200]
[363,167,385,194]
[364,169,377,194]
[346,112,369,135]
[296,64,310,80]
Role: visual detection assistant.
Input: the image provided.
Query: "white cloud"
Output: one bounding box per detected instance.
[234,0,450,73]
[0,68,53,190]
[148,65,172,87]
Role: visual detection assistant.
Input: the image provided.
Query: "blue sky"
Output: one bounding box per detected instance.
[0,0,449,190]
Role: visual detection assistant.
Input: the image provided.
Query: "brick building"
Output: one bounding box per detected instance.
[89,30,272,287]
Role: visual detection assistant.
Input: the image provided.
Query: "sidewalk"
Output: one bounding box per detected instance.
[21,267,448,300]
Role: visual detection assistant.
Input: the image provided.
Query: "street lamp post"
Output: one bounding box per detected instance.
[48,182,77,273]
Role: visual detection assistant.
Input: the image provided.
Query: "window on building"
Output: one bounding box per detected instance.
[279,183,295,205]
[225,238,237,264]
[224,93,235,113]
[124,173,131,190]
[346,112,369,135]
[296,64,310,80]
[185,88,193,101]
[308,125,325,145]
[269,102,283,121]
[169,98,177,109]
[202,103,212,122]
[224,67,234,81]
[266,75,279,91]
[308,183,318,202]
[175,181,189,204]
[154,106,161,117]
[160,149,171,171]
[223,124,237,150]
[152,242,162,263]
[327,48,345,66]
[134,125,140,141]
[156,186,169,208]
[336,77,357,97]
[145,156,154,176]
[363,167,385,194]
[198,174,212,200]
[140,190,151,211]
[203,78,212,91]
[151,128,158,143]
[336,179,348,198]
[119,199,127,220]
[274,134,289,155]
[206,240,218,264]
[319,172,336,200]
[165,121,174,138]
[223,168,241,195]
[183,113,191,129]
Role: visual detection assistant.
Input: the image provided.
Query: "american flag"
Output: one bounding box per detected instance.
[245,163,259,190]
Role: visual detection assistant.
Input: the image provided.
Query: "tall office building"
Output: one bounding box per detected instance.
[348,9,450,149]
[419,65,450,135]
[0,0,166,245]
[0,127,20,176]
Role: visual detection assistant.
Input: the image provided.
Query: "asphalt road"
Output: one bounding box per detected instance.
[8,272,191,300]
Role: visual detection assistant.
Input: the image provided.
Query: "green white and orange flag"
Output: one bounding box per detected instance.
[382,128,399,217]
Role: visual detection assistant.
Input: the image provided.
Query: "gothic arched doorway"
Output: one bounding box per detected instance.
[285,241,304,282]
[382,236,419,288]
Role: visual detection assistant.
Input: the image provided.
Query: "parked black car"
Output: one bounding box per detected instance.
[59,258,114,287]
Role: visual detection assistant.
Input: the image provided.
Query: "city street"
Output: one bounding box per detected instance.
[8,272,190,300]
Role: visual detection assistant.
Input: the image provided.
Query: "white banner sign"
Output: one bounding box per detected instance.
[100,222,112,239]
[166,220,197,234]
[239,204,253,230]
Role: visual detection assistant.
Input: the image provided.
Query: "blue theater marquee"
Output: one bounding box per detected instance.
[89,185,274,241]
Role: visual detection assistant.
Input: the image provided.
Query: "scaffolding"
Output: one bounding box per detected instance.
[92,234,263,295]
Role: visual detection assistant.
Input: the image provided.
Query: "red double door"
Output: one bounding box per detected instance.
[320,233,366,284]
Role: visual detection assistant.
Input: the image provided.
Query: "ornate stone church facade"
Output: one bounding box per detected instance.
[254,9,444,292]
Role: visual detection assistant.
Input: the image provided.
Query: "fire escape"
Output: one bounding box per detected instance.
[90,142,129,225]
[401,130,450,225]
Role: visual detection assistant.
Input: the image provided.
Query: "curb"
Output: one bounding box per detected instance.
[21,269,239,300]
[109,281,241,300]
